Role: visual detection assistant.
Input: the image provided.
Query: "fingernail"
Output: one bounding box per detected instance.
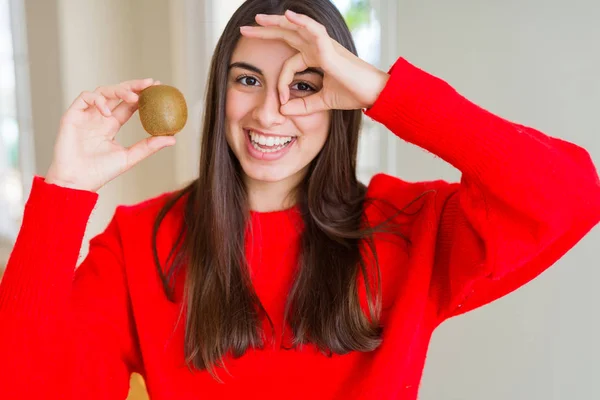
[286,9,297,15]
[104,106,111,115]
[256,13,266,18]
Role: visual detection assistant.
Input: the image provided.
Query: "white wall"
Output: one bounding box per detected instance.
[170,0,245,187]
[24,0,188,258]
[57,0,181,255]
[392,1,599,399]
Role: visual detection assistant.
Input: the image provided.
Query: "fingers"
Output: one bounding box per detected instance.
[254,11,327,42]
[126,78,159,92]
[278,53,308,105]
[111,100,139,126]
[254,13,299,31]
[97,78,154,109]
[71,91,112,117]
[283,10,328,39]
[281,92,327,116]
[69,78,158,118]
[247,12,331,115]
[111,80,161,126]
[240,25,304,49]
[255,13,325,45]
[125,135,176,170]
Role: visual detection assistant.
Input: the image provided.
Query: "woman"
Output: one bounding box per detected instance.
[1,0,598,399]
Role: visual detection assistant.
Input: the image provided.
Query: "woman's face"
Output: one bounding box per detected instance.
[225,36,331,186]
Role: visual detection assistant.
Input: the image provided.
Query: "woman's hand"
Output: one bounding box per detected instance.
[240,10,389,115]
[45,79,176,192]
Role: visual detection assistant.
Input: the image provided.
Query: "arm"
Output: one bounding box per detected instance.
[0,177,141,399]
[237,12,600,320]
[364,58,600,320]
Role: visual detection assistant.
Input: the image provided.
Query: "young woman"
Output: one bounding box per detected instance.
[1,0,598,399]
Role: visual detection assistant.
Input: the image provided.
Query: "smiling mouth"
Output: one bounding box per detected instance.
[246,129,296,153]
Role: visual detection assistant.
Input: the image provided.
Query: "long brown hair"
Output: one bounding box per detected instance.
[152,0,397,381]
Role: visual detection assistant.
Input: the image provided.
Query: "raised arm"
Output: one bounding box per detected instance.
[364,57,600,320]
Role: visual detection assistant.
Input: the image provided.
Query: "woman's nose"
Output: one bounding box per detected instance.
[252,89,286,128]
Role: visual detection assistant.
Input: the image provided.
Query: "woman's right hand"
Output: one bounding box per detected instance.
[45,79,176,192]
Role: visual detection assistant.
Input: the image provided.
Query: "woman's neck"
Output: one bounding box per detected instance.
[244,169,306,212]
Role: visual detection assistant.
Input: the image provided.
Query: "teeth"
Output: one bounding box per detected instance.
[248,130,293,152]
[251,141,286,153]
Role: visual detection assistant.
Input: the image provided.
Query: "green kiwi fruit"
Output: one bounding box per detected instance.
[138,85,188,136]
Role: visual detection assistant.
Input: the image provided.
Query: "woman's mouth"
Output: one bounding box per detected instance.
[247,130,295,153]
[244,129,297,161]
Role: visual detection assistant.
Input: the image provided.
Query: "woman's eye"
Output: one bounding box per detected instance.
[237,76,260,86]
[292,82,315,92]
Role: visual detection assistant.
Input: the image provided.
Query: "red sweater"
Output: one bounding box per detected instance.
[1,58,599,400]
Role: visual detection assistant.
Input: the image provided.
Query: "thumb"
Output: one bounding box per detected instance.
[280,93,328,116]
[125,136,176,169]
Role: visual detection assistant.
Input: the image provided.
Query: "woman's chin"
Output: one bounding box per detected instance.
[240,160,305,184]
[243,168,293,183]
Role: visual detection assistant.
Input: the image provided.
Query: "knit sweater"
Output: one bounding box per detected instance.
[1,57,599,400]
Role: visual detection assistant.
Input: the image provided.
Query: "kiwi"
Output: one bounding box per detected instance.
[138,85,188,136]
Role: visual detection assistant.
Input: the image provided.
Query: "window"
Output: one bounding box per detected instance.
[1,0,34,269]
[332,0,396,183]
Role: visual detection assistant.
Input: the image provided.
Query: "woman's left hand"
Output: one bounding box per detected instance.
[240,10,389,115]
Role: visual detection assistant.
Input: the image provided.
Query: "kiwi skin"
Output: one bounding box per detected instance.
[138,85,188,136]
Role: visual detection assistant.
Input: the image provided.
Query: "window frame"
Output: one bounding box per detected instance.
[0,0,35,245]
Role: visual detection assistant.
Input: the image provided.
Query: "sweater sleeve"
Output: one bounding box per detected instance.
[364,58,600,321]
[0,177,141,399]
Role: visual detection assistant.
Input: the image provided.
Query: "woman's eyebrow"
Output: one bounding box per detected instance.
[229,62,263,75]
[296,67,324,78]
[229,62,324,78]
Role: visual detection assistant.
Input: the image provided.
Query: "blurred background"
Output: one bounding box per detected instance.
[0,0,598,399]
